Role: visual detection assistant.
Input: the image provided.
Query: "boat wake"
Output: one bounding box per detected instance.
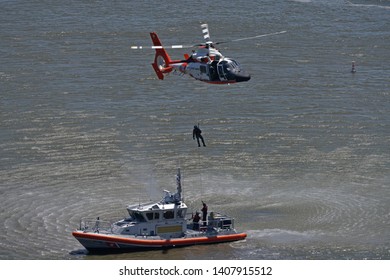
[247,229,322,244]
[346,0,390,9]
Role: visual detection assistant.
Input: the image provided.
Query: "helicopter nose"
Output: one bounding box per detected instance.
[235,73,251,82]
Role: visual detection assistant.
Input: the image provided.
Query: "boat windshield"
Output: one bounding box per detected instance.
[129,211,146,222]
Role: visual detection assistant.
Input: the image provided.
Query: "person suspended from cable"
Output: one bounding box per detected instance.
[193,124,206,147]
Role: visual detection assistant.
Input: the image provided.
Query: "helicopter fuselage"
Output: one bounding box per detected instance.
[150,32,250,84]
[171,56,251,84]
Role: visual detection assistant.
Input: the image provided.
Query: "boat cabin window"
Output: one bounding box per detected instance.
[145,212,160,221]
[146,212,153,220]
[130,211,146,222]
[177,209,185,218]
[163,210,174,219]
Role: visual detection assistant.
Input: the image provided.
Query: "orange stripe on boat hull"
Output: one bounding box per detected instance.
[72,231,246,248]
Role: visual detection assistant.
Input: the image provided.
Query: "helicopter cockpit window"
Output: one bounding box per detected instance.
[221,61,230,72]
[230,60,239,69]
[224,60,241,72]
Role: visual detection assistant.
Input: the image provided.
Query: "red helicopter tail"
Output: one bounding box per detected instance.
[150,32,173,80]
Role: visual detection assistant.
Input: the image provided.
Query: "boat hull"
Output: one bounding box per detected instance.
[72,230,247,252]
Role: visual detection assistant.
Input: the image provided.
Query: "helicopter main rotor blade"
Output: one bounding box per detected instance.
[131,44,194,50]
[215,30,287,45]
[130,29,286,49]
[201,23,211,42]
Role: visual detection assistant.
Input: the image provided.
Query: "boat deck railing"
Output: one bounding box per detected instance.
[78,217,113,233]
[186,211,235,232]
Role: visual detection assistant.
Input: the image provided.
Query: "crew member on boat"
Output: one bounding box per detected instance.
[192,212,201,230]
[94,217,100,233]
[201,201,208,226]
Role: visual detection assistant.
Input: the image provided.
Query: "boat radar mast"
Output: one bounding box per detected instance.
[162,168,182,204]
[176,168,182,199]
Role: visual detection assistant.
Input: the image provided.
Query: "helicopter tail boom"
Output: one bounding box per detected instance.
[150,32,173,80]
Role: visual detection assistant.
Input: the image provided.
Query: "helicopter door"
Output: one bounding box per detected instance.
[209,63,218,81]
[217,63,227,81]
[199,64,209,81]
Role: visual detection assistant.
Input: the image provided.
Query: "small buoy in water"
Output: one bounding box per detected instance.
[351,61,356,73]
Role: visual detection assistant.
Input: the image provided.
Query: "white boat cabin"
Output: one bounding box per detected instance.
[112,171,188,238]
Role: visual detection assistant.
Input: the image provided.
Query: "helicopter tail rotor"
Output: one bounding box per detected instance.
[150,32,173,80]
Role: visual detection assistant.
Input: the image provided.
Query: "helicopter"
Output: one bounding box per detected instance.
[131,24,286,84]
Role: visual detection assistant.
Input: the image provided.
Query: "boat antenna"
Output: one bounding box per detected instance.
[176,168,182,201]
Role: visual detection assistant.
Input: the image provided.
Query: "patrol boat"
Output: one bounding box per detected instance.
[72,169,247,252]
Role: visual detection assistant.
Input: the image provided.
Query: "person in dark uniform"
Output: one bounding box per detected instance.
[201,201,208,226]
[193,125,206,147]
[94,217,100,233]
[192,212,201,230]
